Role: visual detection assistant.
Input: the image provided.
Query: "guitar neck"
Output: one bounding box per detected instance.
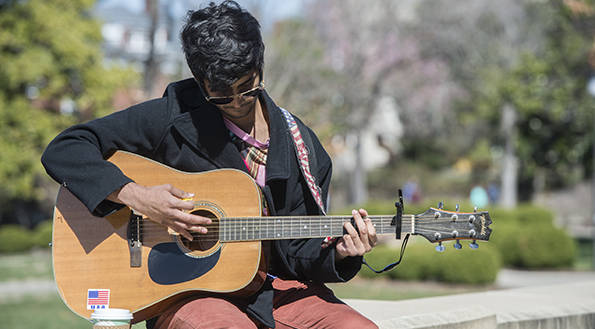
[219,215,407,242]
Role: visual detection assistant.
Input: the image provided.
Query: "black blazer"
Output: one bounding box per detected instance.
[41,78,362,327]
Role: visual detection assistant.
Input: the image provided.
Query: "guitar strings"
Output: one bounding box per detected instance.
[131,214,484,243]
[133,215,479,231]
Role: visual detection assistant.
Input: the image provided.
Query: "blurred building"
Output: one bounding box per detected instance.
[92,1,188,84]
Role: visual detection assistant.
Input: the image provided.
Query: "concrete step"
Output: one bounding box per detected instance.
[345,278,595,328]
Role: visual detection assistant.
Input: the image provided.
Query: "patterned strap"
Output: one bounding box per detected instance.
[279,107,337,248]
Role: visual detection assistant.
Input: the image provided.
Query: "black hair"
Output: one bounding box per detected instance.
[180,1,264,91]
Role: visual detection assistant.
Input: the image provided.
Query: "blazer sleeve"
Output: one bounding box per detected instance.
[41,98,170,217]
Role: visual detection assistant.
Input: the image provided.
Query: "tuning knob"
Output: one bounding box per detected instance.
[469,240,479,250]
[436,242,445,252]
[438,202,444,209]
[454,240,462,250]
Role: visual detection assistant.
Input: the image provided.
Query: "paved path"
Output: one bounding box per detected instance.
[0,279,57,302]
[495,268,595,288]
[346,270,595,329]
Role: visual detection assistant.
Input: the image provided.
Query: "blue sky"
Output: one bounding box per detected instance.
[96,0,307,29]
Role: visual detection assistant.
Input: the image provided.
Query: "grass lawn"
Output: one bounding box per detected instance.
[0,250,148,329]
[0,249,53,282]
[0,294,148,329]
[2,242,590,328]
[0,249,480,329]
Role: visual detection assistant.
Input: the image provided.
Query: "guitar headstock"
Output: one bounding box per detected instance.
[411,205,492,251]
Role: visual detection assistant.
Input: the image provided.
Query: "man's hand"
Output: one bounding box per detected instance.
[335,209,378,262]
[107,182,211,241]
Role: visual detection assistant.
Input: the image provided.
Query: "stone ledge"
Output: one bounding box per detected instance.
[344,280,595,329]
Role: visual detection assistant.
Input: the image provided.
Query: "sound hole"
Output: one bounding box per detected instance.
[180,209,220,252]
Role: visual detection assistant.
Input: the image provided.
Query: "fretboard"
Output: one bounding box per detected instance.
[219,215,408,242]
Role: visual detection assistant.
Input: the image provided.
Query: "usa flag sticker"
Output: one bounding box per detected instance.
[87,289,110,310]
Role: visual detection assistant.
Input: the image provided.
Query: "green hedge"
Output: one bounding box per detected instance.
[0,225,35,253]
[489,206,575,269]
[0,221,53,253]
[360,241,502,285]
[32,220,53,249]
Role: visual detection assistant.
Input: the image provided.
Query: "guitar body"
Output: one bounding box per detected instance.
[52,151,267,323]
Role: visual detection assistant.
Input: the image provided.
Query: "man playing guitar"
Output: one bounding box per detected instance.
[42,1,378,328]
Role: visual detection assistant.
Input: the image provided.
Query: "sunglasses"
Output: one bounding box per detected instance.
[203,80,265,105]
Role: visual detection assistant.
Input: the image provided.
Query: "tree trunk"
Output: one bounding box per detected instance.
[349,132,368,205]
[500,104,518,209]
[143,0,159,97]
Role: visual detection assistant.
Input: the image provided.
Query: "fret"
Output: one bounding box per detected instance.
[249,217,254,241]
[243,218,249,241]
[332,219,342,237]
[273,218,278,239]
[283,218,291,238]
[299,217,308,238]
[320,219,331,237]
[236,218,242,241]
[230,218,235,241]
[285,218,291,238]
[242,218,247,241]
[228,218,234,241]
[276,218,282,240]
[245,218,250,241]
[254,218,261,240]
[222,219,227,242]
[292,218,297,238]
[284,218,291,238]
[235,219,244,241]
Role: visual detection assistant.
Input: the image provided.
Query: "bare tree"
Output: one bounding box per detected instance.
[304,0,455,204]
[144,0,160,96]
[412,0,549,207]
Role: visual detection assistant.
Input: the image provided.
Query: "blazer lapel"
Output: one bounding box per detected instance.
[172,86,247,171]
[262,92,292,183]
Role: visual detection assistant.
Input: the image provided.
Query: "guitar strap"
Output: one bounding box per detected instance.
[279,107,337,248]
[279,107,408,271]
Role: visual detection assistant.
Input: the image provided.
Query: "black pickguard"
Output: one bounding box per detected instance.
[148,242,221,285]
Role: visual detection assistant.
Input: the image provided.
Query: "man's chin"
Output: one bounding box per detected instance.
[220,103,255,120]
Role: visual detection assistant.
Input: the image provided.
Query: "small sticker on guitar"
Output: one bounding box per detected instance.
[87,289,110,310]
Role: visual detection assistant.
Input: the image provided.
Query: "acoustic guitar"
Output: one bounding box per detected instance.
[52,151,492,323]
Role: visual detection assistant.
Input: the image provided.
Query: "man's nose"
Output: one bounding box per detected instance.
[230,97,243,107]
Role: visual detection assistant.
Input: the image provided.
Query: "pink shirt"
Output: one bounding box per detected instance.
[223,117,269,187]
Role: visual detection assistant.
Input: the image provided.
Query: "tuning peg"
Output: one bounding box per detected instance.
[469,240,479,250]
[435,242,445,252]
[438,202,444,209]
[474,205,478,212]
[454,240,462,250]
[455,204,460,212]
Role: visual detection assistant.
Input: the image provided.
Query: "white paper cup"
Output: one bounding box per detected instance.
[91,308,133,329]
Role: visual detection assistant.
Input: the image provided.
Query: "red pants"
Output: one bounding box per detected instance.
[153,278,378,329]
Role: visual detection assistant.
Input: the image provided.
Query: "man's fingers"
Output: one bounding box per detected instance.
[157,210,213,241]
[352,209,369,237]
[168,223,194,241]
[159,184,195,210]
[165,184,195,200]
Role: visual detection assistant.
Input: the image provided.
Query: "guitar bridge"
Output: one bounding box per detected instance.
[128,210,143,267]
